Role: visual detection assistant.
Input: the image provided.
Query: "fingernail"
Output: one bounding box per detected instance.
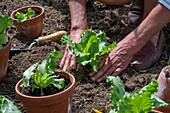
[97,79,101,82]
[113,73,117,76]
[90,77,95,81]
[89,73,93,76]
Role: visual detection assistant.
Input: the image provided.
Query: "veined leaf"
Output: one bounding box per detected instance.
[45,49,62,75]
[106,76,125,105]
[0,15,12,49]
[26,8,35,19]
[0,96,21,113]
[106,76,168,113]
[15,12,27,23]
[20,63,38,88]
[0,34,8,45]
[21,49,65,96]
[61,29,117,72]
[0,15,12,35]
[15,8,35,23]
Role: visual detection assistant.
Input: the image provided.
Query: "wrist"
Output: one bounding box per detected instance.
[71,25,88,31]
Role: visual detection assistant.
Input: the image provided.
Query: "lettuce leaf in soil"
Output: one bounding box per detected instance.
[106,76,168,113]
[0,96,21,113]
[0,15,12,49]
[20,49,65,96]
[61,29,117,72]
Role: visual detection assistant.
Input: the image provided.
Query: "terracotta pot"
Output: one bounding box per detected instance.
[0,36,12,83]
[152,65,170,113]
[15,70,75,113]
[11,6,45,39]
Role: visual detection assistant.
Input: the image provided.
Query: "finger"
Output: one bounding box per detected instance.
[112,66,127,77]
[60,50,68,68]
[89,54,109,77]
[70,55,77,67]
[90,62,112,81]
[96,64,117,82]
[63,54,72,71]
[98,53,108,69]
[89,71,95,77]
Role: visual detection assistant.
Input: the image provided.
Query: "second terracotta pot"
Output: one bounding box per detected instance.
[11,6,45,39]
[153,65,170,113]
[15,70,75,113]
[0,36,12,83]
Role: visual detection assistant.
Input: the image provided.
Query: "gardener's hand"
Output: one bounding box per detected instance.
[89,42,134,82]
[60,29,85,71]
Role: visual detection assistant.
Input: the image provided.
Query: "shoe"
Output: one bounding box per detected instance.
[131,31,165,69]
[128,0,144,25]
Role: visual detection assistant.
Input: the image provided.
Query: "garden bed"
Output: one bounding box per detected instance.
[0,0,170,112]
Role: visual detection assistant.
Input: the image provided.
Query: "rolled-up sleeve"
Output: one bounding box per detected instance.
[158,0,170,10]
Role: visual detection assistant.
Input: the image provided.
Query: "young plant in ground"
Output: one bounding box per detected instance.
[61,29,117,72]
[15,8,35,23]
[0,15,12,49]
[20,49,65,96]
[106,76,168,113]
[0,95,21,113]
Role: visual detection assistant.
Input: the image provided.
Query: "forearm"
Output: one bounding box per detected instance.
[68,0,88,30]
[119,3,170,55]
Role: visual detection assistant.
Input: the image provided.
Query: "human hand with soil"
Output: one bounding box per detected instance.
[89,41,134,82]
[89,3,170,82]
[60,29,85,71]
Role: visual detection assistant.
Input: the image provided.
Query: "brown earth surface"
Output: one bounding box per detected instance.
[0,0,170,112]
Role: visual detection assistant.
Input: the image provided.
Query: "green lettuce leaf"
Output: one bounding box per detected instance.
[20,49,64,96]
[61,29,117,72]
[0,15,12,49]
[0,15,12,35]
[0,34,8,49]
[0,96,21,113]
[15,8,35,23]
[20,63,38,88]
[106,76,168,113]
[26,8,35,19]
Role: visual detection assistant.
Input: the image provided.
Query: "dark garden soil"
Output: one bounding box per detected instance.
[0,0,170,113]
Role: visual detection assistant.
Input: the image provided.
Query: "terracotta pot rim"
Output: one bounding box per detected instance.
[15,70,75,99]
[0,36,12,56]
[10,5,44,23]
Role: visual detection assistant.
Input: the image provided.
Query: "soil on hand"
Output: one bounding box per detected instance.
[0,0,170,113]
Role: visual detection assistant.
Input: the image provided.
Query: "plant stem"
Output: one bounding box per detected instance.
[40,88,44,96]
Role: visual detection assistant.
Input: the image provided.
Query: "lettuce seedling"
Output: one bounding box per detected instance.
[106,76,168,113]
[0,95,21,113]
[0,15,12,49]
[20,49,65,96]
[61,29,117,72]
[15,8,35,23]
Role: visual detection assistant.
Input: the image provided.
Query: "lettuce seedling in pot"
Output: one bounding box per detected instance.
[61,29,117,72]
[20,49,65,96]
[106,76,168,113]
[0,15,12,49]
[15,8,35,23]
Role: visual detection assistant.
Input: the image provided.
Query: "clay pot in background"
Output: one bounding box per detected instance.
[0,37,12,82]
[11,6,45,39]
[15,70,76,113]
[153,65,170,113]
